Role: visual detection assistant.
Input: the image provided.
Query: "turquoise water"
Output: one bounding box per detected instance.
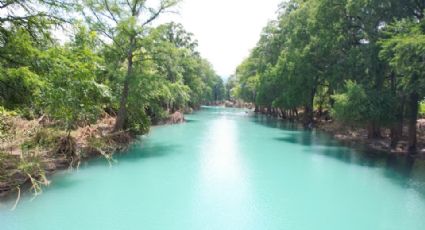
[1,106,425,229]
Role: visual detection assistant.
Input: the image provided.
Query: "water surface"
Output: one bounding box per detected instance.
[1,107,425,229]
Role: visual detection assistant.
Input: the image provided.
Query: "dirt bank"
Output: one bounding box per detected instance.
[0,114,133,199]
[0,110,189,199]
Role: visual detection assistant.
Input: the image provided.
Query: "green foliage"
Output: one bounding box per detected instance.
[227,0,424,134]
[0,0,221,138]
[380,19,425,95]
[419,102,425,118]
[332,81,367,124]
[112,22,222,131]
[37,26,110,131]
[0,28,44,110]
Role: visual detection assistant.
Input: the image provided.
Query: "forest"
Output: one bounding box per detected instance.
[0,0,225,134]
[227,0,425,154]
[0,0,225,196]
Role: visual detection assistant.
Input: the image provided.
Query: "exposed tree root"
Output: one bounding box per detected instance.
[10,186,20,211]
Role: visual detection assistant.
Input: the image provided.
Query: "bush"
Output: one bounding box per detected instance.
[332,81,368,124]
[332,81,396,126]
[127,108,151,135]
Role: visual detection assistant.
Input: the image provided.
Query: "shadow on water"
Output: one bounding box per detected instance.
[118,142,181,162]
[273,133,342,148]
[23,142,182,200]
[252,114,303,131]
[252,115,343,147]
[252,114,425,198]
[184,119,198,123]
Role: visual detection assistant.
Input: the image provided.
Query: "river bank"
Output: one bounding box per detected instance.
[252,108,425,158]
[205,100,255,109]
[0,111,186,199]
[316,120,425,159]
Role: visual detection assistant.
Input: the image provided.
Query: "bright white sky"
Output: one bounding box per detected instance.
[158,0,282,78]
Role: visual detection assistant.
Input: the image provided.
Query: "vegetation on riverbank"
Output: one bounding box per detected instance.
[0,0,226,197]
[227,0,425,154]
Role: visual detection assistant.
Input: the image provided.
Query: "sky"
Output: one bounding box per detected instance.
[157,0,283,78]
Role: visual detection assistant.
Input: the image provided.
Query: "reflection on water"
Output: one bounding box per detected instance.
[195,116,258,228]
[200,118,245,182]
[253,114,425,199]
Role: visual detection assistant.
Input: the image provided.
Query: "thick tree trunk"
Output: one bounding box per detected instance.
[303,87,316,127]
[294,108,299,120]
[303,95,314,127]
[303,105,313,127]
[367,122,381,139]
[114,37,135,132]
[254,104,259,113]
[278,108,284,119]
[407,92,419,154]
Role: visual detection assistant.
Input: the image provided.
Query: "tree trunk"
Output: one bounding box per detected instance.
[367,122,381,139]
[390,98,405,149]
[390,72,403,148]
[407,92,419,154]
[303,105,313,127]
[273,108,278,117]
[114,37,135,132]
[303,87,316,127]
[303,94,314,127]
[390,117,403,149]
[328,87,335,108]
[254,104,259,113]
[279,108,284,119]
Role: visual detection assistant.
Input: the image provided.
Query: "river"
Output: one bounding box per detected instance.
[1,106,425,229]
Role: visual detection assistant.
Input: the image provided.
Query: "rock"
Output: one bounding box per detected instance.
[224,101,234,108]
[10,170,27,184]
[43,160,57,172]
[53,157,71,170]
[80,146,102,158]
[184,107,194,114]
[0,182,12,197]
[167,111,185,124]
